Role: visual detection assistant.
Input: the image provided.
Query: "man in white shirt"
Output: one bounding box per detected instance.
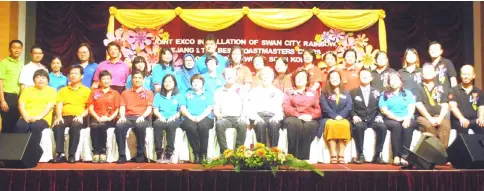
[214,68,249,153]
[247,66,284,147]
[19,45,48,90]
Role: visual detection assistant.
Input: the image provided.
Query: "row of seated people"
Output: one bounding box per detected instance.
[14,59,484,166]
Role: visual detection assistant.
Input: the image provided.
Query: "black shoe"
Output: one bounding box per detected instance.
[117,155,127,164]
[372,156,385,164]
[135,155,148,163]
[53,153,66,163]
[67,156,76,163]
[193,154,200,164]
[354,155,365,164]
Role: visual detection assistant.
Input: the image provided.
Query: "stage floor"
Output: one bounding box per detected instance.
[27,162,456,171]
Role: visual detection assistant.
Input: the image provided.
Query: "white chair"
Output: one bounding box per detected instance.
[105,127,156,162]
[207,126,256,159]
[348,129,392,163]
[39,128,55,162]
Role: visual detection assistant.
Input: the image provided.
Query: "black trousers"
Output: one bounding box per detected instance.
[181,117,213,155]
[451,118,483,134]
[383,118,417,157]
[152,120,179,157]
[115,116,150,157]
[283,117,318,160]
[352,120,387,157]
[1,92,20,133]
[215,117,247,153]
[90,119,115,154]
[53,116,86,156]
[251,116,281,147]
[15,119,49,148]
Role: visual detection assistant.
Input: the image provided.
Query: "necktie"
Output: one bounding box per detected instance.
[363,89,369,107]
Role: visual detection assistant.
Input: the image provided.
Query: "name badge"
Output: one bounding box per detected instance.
[340,95,347,99]
[306,92,315,97]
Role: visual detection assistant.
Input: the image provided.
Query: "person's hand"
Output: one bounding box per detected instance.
[477,118,484,127]
[427,117,438,126]
[0,100,8,112]
[73,116,84,124]
[298,114,312,122]
[117,116,127,124]
[375,116,384,123]
[191,116,200,123]
[353,116,362,123]
[53,117,64,126]
[238,116,250,125]
[433,117,443,126]
[157,116,167,123]
[459,117,470,128]
[269,116,282,123]
[402,117,411,128]
[136,116,145,123]
[335,116,343,120]
[253,116,264,125]
[100,116,110,122]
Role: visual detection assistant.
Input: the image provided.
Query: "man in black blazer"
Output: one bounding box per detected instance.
[350,69,387,164]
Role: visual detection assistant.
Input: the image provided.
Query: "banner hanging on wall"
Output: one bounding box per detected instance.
[105,7,387,73]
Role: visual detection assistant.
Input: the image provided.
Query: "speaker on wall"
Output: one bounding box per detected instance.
[0,133,42,168]
[447,133,484,169]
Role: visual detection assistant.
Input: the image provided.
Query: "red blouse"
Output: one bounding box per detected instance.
[283,89,321,119]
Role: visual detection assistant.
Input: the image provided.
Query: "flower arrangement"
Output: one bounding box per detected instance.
[202,143,323,177]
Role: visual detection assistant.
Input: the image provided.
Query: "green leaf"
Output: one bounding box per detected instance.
[270,166,278,177]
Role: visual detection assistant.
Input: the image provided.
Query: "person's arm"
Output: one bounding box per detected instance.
[0,80,6,110]
[36,103,55,120]
[380,106,400,121]
[88,105,101,121]
[449,101,466,120]
[213,90,222,118]
[180,106,194,120]
[282,92,300,117]
[311,95,322,119]
[416,102,433,120]
[18,102,29,119]
[141,106,152,119]
[198,106,213,120]
[436,103,449,124]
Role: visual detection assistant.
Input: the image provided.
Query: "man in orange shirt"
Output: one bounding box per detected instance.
[115,70,154,163]
[340,49,362,91]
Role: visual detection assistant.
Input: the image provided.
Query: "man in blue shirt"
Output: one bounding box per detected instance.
[195,34,228,75]
[73,43,98,88]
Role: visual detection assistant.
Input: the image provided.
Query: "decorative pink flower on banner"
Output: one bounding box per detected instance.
[104,27,131,48]
[355,34,369,47]
[329,29,345,43]
[335,36,356,58]
[128,29,153,52]
[144,44,160,72]
[150,27,164,42]
[121,47,136,62]
[321,31,335,42]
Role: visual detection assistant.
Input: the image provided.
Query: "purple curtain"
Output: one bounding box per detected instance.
[35,2,471,73]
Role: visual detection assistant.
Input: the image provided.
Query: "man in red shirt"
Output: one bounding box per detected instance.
[115,70,154,163]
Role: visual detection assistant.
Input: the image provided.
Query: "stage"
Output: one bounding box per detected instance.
[0,163,482,191]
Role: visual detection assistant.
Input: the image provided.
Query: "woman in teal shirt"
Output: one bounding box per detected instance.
[153,74,181,164]
[180,74,214,164]
[126,56,152,90]
[152,48,176,92]
[176,54,198,94]
[379,72,417,167]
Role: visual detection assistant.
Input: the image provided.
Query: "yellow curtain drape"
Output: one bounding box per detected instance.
[179,8,244,32]
[247,8,314,30]
[107,7,387,51]
[315,9,386,51]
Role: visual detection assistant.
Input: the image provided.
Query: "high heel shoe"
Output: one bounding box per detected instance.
[338,156,345,164]
[330,156,338,164]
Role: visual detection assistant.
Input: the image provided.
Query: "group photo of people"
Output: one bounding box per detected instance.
[1,33,482,167]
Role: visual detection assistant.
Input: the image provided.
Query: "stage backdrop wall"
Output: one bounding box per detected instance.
[35,2,472,75]
[104,7,384,72]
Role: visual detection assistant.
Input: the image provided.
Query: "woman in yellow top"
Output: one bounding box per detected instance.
[15,69,57,148]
